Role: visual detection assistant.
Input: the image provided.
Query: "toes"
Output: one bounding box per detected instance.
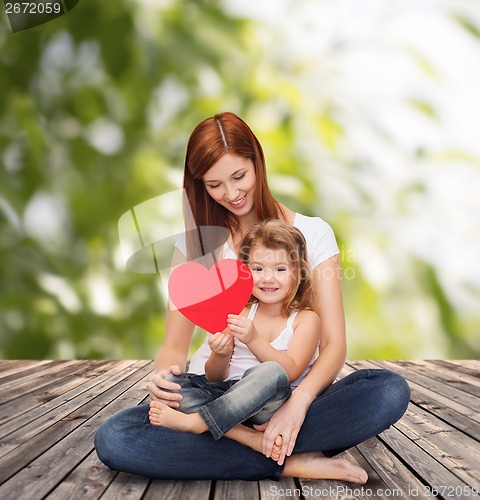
[271,435,283,461]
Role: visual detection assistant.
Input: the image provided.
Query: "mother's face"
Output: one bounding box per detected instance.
[202,154,257,217]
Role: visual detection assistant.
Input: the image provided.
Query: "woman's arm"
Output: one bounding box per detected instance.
[296,254,347,400]
[154,307,195,372]
[148,307,196,404]
[261,255,346,462]
[227,311,320,382]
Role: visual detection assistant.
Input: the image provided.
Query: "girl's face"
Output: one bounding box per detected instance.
[248,244,296,306]
[202,154,257,219]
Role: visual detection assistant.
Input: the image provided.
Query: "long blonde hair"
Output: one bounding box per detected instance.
[238,220,316,317]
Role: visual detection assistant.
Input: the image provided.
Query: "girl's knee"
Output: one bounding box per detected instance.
[261,361,290,387]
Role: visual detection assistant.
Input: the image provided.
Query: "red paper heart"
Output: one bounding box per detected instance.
[168,259,253,334]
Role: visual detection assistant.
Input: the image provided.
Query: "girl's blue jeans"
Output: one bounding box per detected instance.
[94,368,410,481]
[165,361,291,440]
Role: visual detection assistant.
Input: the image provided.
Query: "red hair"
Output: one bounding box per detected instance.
[183,112,285,244]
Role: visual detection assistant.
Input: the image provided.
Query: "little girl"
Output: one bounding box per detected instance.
[149,220,321,460]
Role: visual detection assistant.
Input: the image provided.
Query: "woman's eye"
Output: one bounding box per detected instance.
[208,184,220,189]
[234,173,246,181]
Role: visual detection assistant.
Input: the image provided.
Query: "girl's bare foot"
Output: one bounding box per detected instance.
[271,435,283,462]
[149,401,207,433]
[283,453,368,484]
[224,426,283,463]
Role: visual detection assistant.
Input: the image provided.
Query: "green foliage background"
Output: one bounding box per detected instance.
[1,1,479,360]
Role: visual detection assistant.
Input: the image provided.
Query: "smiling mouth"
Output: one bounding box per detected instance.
[229,195,246,206]
[259,287,279,292]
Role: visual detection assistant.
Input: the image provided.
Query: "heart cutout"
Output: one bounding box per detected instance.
[168,259,253,334]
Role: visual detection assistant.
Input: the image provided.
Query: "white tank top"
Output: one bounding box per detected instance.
[188,302,317,388]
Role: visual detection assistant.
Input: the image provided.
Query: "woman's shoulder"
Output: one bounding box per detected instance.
[293,212,339,268]
[293,212,334,234]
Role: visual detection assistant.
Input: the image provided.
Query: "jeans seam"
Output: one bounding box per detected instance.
[315,369,372,404]
[198,405,223,441]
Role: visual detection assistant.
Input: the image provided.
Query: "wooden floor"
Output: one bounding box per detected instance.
[0,360,478,499]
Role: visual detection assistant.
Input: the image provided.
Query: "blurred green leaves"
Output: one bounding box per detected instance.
[1,1,479,360]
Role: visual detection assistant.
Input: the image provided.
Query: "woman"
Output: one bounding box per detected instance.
[94,112,410,481]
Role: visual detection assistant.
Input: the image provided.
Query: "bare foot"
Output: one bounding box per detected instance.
[148,401,207,433]
[283,453,368,484]
[271,435,283,462]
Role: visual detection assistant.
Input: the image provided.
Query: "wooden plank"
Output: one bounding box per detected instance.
[259,477,300,498]
[143,479,211,500]
[356,437,430,498]
[0,361,152,492]
[394,404,480,487]
[346,360,480,438]
[379,424,470,496]
[297,448,388,500]
[364,361,479,414]
[0,360,135,435]
[350,360,480,422]
[100,472,151,500]
[429,360,480,380]
[0,360,116,426]
[0,360,53,380]
[0,360,150,461]
[1,359,478,499]
[44,450,117,500]
[343,362,480,493]
[213,479,259,500]
[439,360,480,374]
[0,360,77,389]
[389,360,480,397]
[0,360,88,404]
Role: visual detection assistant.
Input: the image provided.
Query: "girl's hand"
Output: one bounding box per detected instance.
[208,332,234,357]
[255,393,310,465]
[148,365,183,407]
[227,314,258,344]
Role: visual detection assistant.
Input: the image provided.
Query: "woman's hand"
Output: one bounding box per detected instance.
[227,314,258,344]
[148,365,183,407]
[208,332,234,357]
[255,392,310,465]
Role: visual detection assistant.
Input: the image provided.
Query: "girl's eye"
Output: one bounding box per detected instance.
[207,184,220,189]
[251,266,262,272]
[277,267,286,272]
[233,173,246,181]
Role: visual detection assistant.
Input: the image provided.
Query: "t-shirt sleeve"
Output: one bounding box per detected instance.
[304,217,339,269]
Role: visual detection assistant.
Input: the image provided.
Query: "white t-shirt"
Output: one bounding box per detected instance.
[194,302,316,388]
[186,212,339,382]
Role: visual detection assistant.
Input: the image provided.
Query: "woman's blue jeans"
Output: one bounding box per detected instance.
[166,361,291,440]
[94,368,410,481]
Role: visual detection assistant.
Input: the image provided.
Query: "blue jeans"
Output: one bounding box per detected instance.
[94,368,410,481]
[167,361,291,440]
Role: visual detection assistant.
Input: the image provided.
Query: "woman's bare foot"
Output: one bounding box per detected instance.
[283,453,368,484]
[149,401,207,433]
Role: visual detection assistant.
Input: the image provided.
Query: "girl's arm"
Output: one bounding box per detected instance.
[204,332,234,382]
[227,310,320,382]
[260,254,346,463]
